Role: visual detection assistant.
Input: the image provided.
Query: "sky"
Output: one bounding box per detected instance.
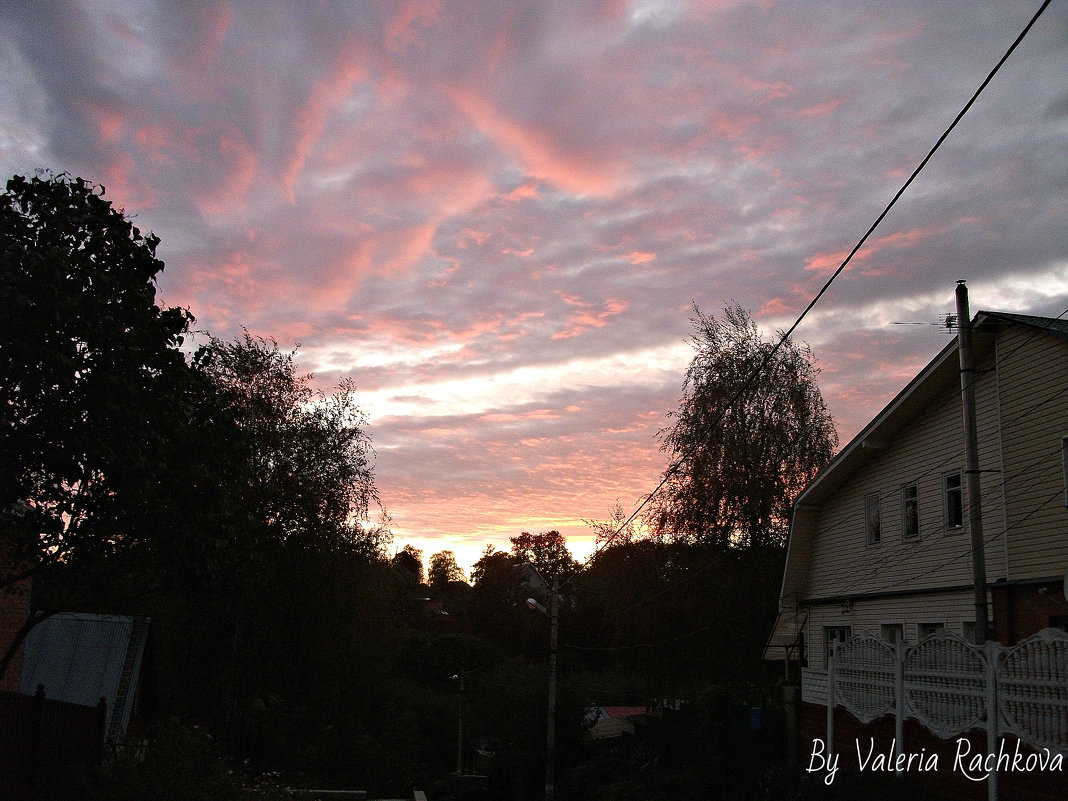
[2,1,1066,574]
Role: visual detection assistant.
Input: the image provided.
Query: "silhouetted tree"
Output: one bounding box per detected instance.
[392,543,425,584]
[509,530,576,580]
[647,303,837,548]
[428,549,466,589]
[585,500,646,547]
[1,173,196,592]
[198,331,383,554]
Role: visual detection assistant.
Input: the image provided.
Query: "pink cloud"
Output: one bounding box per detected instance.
[281,44,371,201]
[805,224,951,276]
[797,98,842,118]
[449,86,624,195]
[625,251,656,264]
[385,0,443,51]
[552,295,628,340]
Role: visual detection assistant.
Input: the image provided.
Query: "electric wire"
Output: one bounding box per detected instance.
[560,0,1055,591]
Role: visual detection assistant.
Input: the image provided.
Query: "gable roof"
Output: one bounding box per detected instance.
[765,310,1066,659]
[794,310,1063,510]
[20,613,150,742]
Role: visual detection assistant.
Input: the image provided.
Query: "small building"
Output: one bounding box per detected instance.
[20,612,151,743]
[584,706,648,740]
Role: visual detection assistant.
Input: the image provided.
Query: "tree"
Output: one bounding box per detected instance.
[585,500,646,548]
[508,530,577,580]
[471,544,512,587]
[391,544,424,584]
[1,173,195,589]
[647,303,837,548]
[197,331,383,555]
[427,549,466,589]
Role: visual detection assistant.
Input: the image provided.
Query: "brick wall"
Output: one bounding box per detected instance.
[0,577,30,693]
[801,703,1068,801]
[991,580,1068,645]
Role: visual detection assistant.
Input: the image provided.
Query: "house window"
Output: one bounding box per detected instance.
[865,493,881,544]
[918,622,945,640]
[961,620,990,644]
[901,483,919,540]
[880,623,904,646]
[824,625,852,668]
[1062,436,1067,507]
[943,471,964,531]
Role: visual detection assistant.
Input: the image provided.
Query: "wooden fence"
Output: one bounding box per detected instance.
[0,687,107,801]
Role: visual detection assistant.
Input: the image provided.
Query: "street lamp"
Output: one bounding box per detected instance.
[527,577,559,801]
[451,671,467,775]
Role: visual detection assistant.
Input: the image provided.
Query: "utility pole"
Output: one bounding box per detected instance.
[956,280,989,643]
[452,671,465,775]
[545,577,558,801]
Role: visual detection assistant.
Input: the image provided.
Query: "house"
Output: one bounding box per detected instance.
[583,706,648,740]
[764,304,1068,795]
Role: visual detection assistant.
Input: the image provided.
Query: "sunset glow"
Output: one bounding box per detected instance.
[3,1,1065,573]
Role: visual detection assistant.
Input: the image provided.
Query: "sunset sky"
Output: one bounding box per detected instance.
[2,1,1065,573]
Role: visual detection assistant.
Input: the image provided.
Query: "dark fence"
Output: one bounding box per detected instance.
[0,687,107,801]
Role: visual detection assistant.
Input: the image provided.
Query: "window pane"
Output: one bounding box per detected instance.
[880,623,903,645]
[824,625,852,668]
[902,484,918,539]
[865,493,881,544]
[944,472,963,529]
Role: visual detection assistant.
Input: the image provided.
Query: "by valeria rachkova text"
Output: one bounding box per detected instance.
[806,737,1064,785]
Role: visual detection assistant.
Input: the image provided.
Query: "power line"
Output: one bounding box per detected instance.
[565,0,1055,586]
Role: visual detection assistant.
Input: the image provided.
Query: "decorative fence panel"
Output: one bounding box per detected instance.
[834,634,896,723]
[997,628,1068,752]
[902,633,987,738]
[828,627,1068,798]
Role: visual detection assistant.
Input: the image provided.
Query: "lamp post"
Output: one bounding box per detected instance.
[451,671,466,775]
[528,577,559,801]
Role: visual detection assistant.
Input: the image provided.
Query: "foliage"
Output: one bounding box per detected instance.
[197,331,383,553]
[81,720,240,801]
[647,303,837,548]
[569,540,784,694]
[392,543,425,584]
[5,175,810,799]
[428,549,467,588]
[509,530,577,580]
[586,500,646,547]
[0,172,195,588]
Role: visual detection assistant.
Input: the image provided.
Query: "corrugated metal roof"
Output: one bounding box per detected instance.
[20,613,149,741]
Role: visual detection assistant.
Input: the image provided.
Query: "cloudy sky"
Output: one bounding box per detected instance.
[2,1,1065,572]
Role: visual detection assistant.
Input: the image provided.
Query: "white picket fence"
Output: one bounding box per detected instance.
[817,627,1068,799]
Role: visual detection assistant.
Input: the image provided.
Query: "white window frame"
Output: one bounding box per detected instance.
[901,482,919,540]
[823,625,852,669]
[865,492,881,545]
[942,470,964,532]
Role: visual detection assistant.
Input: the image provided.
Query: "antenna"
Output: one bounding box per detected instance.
[890,313,957,331]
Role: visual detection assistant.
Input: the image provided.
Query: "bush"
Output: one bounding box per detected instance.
[81,720,240,801]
